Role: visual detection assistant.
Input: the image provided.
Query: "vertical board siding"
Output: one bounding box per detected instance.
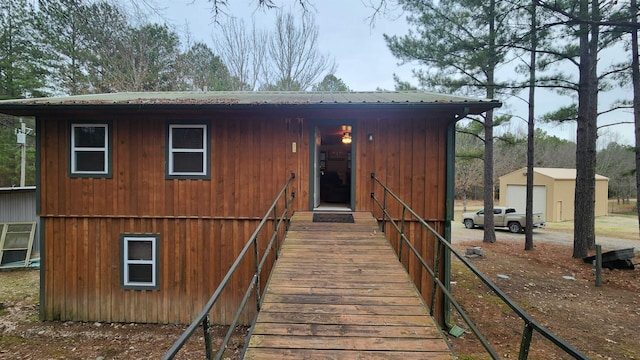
[348,111,449,221]
[383,222,447,323]
[39,107,454,325]
[40,111,299,324]
[43,217,271,324]
[40,114,297,218]
[346,111,452,322]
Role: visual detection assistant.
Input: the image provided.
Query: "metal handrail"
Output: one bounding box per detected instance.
[163,173,296,360]
[370,173,588,360]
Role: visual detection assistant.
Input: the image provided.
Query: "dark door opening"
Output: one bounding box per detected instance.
[313,124,353,211]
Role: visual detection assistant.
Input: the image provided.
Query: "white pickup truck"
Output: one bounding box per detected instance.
[462,206,545,233]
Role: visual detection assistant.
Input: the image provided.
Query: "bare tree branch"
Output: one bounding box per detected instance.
[598,121,635,129]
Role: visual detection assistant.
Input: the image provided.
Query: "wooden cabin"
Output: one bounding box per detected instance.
[0,91,500,325]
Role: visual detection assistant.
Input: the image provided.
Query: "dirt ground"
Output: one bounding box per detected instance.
[1,208,638,359]
[448,235,639,359]
[0,270,247,359]
[449,201,639,359]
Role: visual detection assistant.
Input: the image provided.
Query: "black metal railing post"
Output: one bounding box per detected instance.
[399,206,406,262]
[519,323,534,360]
[430,239,442,317]
[203,314,213,360]
[285,172,295,232]
[382,190,388,233]
[281,189,286,231]
[271,207,279,260]
[253,236,261,312]
[285,191,294,233]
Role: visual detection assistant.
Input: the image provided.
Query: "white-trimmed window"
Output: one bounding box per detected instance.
[167,124,209,178]
[121,235,159,290]
[70,123,110,177]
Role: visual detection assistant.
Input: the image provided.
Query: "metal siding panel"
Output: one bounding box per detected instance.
[0,190,39,253]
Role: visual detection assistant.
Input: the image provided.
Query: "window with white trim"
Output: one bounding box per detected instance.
[167,124,209,178]
[70,123,110,177]
[121,235,159,290]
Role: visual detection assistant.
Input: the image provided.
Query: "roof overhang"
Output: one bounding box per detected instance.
[0,186,36,193]
[0,91,501,117]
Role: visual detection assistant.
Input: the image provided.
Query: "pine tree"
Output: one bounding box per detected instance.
[37,0,93,95]
[534,0,628,257]
[0,0,49,99]
[179,42,234,91]
[384,0,519,243]
[312,74,350,92]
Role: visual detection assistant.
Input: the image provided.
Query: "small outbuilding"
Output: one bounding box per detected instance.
[499,167,609,222]
[0,186,39,268]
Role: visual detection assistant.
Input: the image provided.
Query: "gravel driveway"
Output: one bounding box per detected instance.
[451,219,639,253]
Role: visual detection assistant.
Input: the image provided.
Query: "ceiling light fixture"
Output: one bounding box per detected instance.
[342,132,352,144]
[340,124,353,144]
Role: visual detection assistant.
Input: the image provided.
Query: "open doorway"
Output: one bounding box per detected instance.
[312,124,354,211]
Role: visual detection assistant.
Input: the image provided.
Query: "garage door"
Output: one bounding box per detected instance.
[505,185,546,215]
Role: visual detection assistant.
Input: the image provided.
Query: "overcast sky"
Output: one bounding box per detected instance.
[157,0,413,91]
[154,0,635,146]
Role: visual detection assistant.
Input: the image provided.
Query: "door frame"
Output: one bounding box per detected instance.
[308,119,356,211]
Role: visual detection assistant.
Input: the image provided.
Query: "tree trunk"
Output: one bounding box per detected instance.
[482,0,497,244]
[525,0,537,251]
[483,109,496,243]
[632,0,640,237]
[573,0,599,258]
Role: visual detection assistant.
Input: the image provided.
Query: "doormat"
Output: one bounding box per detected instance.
[313,213,354,223]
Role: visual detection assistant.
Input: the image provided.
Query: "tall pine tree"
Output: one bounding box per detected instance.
[0,0,49,99]
[38,0,94,95]
[385,0,519,243]
[534,0,628,257]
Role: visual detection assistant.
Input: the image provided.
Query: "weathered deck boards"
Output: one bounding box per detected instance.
[243,211,454,359]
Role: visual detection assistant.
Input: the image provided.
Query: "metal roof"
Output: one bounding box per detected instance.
[502,167,608,181]
[533,168,609,181]
[0,186,36,192]
[0,91,501,115]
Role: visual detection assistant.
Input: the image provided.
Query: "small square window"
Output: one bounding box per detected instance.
[70,123,111,177]
[121,235,159,290]
[167,124,209,179]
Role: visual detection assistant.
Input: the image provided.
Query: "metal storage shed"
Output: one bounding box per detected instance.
[499,167,609,222]
[0,186,39,267]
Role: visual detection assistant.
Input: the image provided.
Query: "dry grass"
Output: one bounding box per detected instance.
[449,240,640,359]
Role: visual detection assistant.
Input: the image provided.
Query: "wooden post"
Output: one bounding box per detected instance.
[595,245,602,287]
[19,119,26,187]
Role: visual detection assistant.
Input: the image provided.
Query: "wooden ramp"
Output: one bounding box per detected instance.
[243,211,455,359]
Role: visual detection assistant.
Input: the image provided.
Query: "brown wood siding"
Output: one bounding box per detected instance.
[347,111,451,323]
[42,217,282,324]
[382,223,447,324]
[38,107,455,324]
[40,113,304,217]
